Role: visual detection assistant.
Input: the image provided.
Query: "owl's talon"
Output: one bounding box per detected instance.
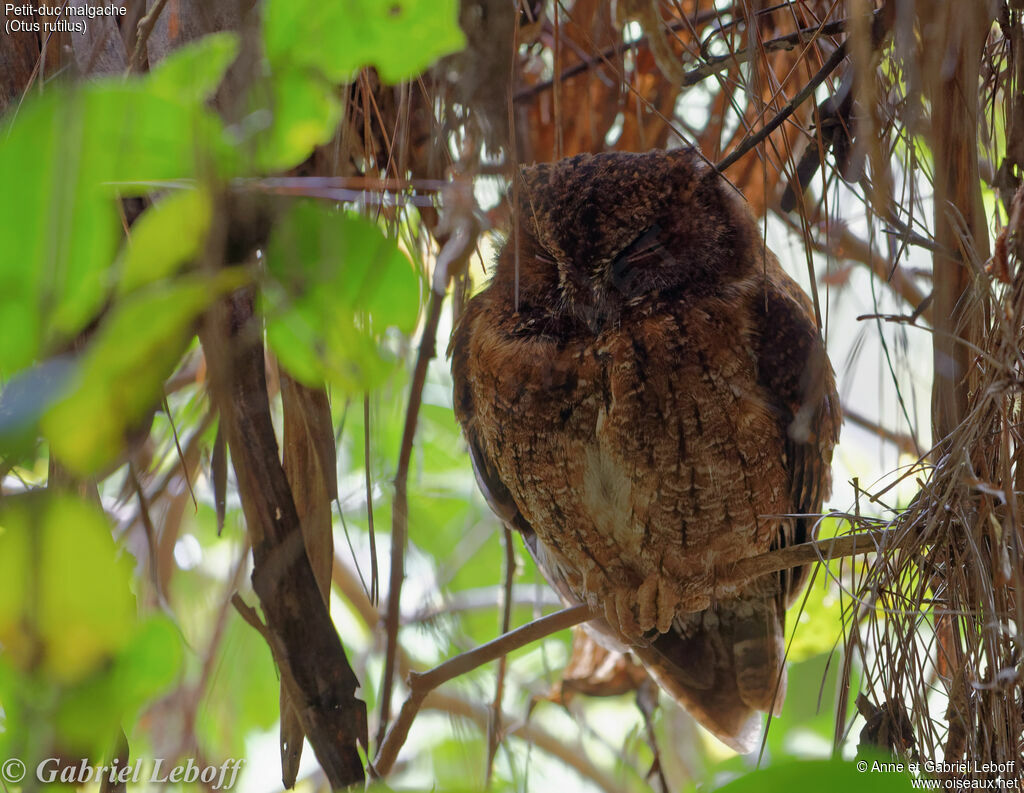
[635,573,660,634]
[611,589,647,646]
[655,576,677,634]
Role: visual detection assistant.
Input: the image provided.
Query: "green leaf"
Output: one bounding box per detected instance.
[116,189,213,295]
[244,67,343,172]
[0,79,233,374]
[0,493,136,684]
[51,616,182,754]
[42,272,243,474]
[113,615,184,711]
[80,84,234,190]
[0,90,117,373]
[263,203,421,392]
[144,32,240,104]
[715,760,915,793]
[263,0,465,84]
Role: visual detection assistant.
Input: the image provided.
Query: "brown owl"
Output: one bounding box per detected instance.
[449,149,840,751]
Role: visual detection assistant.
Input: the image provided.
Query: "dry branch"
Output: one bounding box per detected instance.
[200,288,366,788]
[377,288,446,750]
[372,526,901,776]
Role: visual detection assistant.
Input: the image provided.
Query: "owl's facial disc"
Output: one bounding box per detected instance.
[546,222,672,333]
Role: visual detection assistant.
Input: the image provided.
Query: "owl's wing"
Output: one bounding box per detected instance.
[450,302,576,598]
[451,304,518,528]
[756,265,841,602]
[633,265,841,754]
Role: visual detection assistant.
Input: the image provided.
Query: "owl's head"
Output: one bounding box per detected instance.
[494,149,759,333]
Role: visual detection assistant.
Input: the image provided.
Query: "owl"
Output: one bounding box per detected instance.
[449,149,840,751]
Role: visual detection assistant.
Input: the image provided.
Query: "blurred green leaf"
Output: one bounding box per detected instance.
[786,578,842,662]
[263,0,465,84]
[786,516,845,662]
[116,189,213,295]
[263,203,421,392]
[48,614,182,752]
[0,90,116,373]
[144,32,239,103]
[43,272,244,474]
[80,85,234,190]
[0,493,135,684]
[0,73,233,374]
[714,760,914,792]
[244,67,343,173]
[114,615,184,710]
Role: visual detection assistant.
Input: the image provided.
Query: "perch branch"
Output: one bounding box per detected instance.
[372,527,901,776]
[728,527,898,583]
[373,604,592,776]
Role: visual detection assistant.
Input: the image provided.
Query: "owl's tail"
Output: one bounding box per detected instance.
[631,596,787,753]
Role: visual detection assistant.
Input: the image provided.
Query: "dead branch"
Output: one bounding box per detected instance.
[377,288,446,750]
[373,603,593,777]
[200,288,366,788]
[716,42,848,173]
[372,526,901,776]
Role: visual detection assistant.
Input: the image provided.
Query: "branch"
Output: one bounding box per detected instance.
[373,604,593,776]
[716,42,848,173]
[728,527,899,583]
[514,12,863,104]
[371,527,901,777]
[844,408,922,458]
[485,527,517,783]
[777,212,933,324]
[377,289,445,749]
[200,289,366,788]
[378,193,478,748]
[126,0,168,75]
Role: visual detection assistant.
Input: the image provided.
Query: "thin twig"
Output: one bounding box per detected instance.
[180,542,250,761]
[126,0,169,75]
[485,527,517,785]
[844,407,923,457]
[363,394,379,607]
[128,462,161,597]
[231,593,270,642]
[162,395,197,512]
[376,290,446,750]
[373,604,593,777]
[716,42,849,173]
[514,11,858,104]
